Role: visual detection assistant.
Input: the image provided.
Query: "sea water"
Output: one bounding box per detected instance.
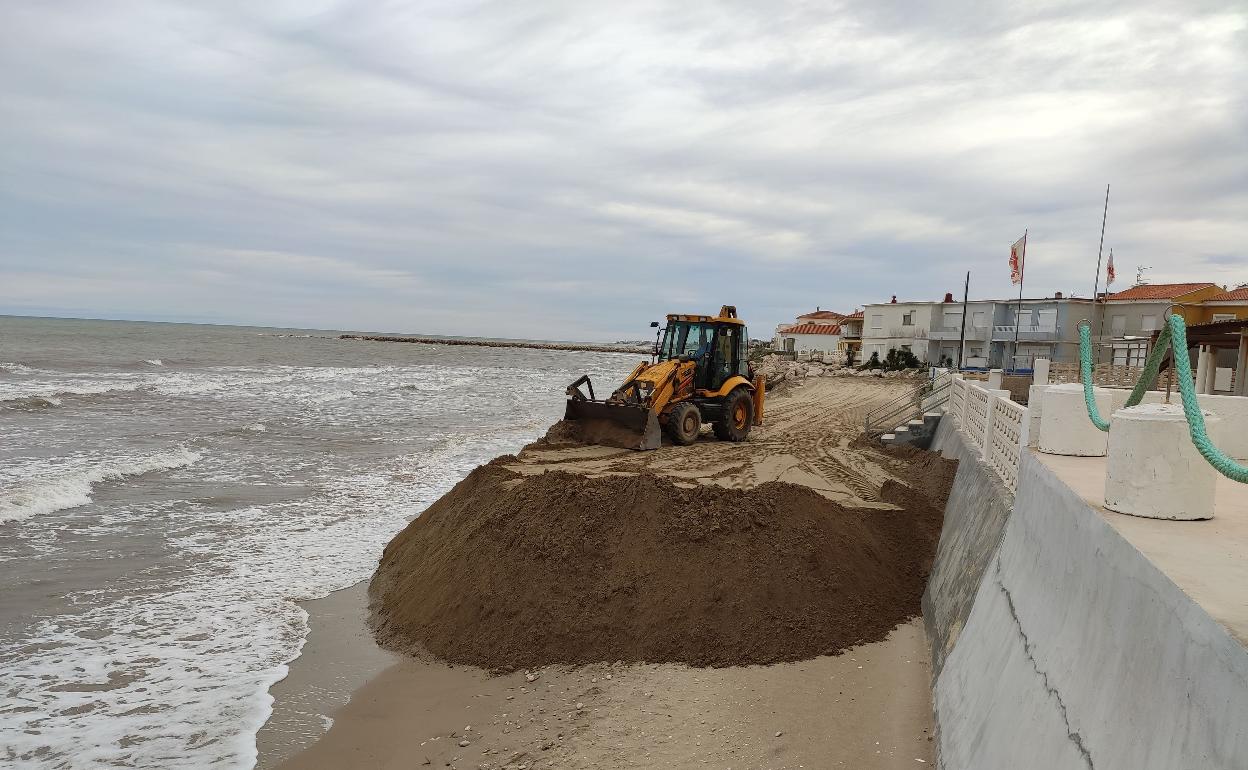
[0,316,637,769]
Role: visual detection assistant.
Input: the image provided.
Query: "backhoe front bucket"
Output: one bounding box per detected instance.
[564,399,662,451]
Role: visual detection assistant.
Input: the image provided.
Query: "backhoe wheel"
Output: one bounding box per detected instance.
[713,387,754,442]
[667,401,702,445]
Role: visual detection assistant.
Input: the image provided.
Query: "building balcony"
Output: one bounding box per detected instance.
[841,329,862,339]
[883,327,928,339]
[992,324,1059,341]
[929,325,990,341]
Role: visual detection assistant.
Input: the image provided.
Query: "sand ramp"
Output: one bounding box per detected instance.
[510,377,926,508]
[369,378,958,672]
[370,464,948,672]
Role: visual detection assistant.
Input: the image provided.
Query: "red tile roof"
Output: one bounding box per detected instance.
[1106,282,1218,301]
[797,310,845,320]
[780,323,842,335]
[1207,287,1248,301]
[844,310,864,319]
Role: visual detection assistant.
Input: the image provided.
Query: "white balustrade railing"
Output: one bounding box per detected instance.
[952,377,1030,493]
[987,396,1028,492]
[949,377,967,427]
[963,381,992,455]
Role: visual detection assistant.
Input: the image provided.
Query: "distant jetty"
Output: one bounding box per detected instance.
[339,334,651,355]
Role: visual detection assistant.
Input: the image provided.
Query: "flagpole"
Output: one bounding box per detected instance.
[1096,247,1112,354]
[1090,184,1111,367]
[1012,230,1026,372]
[957,270,970,369]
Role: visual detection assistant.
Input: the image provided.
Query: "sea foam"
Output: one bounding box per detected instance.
[0,448,201,524]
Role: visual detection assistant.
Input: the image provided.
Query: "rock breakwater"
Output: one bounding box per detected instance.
[340,334,651,355]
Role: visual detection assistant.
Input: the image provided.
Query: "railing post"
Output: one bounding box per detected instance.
[960,377,971,428]
[980,390,994,459]
[1033,358,1050,386]
[982,388,1010,460]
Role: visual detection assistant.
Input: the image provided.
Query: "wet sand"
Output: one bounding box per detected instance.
[277,613,932,769]
[263,376,940,769]
[256,583,400,769]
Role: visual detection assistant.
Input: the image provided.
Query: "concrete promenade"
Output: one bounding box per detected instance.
[926,417,1248,769]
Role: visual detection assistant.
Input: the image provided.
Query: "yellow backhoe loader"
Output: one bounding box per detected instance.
[564,306,766,450]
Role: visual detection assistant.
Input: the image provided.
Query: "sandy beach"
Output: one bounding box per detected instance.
[263,376,946,769]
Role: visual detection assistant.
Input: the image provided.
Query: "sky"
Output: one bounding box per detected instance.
[1,1,1245,340]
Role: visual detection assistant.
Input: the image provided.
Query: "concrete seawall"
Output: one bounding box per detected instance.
[926,419,1248,768]
[923,417,1014,677]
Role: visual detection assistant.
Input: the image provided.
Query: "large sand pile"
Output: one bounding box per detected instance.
[369,455,951,672]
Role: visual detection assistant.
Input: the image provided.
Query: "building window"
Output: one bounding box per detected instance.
[870,314,883,330]
[1112,344,1147,366]
[902,311,914,326]
[1212,313,1236,322]
[972,310,986,327]
[1141,315,1158,332]
[1111,315,1126,336]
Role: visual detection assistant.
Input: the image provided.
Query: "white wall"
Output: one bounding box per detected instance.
[862,302,937,363]
[930,434,1248,769]
[776,332,841,353]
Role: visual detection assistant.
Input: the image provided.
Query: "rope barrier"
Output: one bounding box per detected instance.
[1075,314,1248,483]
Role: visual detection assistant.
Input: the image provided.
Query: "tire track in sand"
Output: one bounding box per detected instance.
[510,376,917,506]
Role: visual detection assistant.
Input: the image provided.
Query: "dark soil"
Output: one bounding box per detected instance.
[537,418,655,450]
[369,455,954,672]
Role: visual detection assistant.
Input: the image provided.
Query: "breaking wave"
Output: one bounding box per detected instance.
[0,395,64,410]
[0,448,202,524]
[0,383,144,406]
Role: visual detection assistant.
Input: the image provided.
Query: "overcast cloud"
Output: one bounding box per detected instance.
[1,0,1245,339]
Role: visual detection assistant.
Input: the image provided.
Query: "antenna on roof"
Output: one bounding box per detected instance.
[1134,266,1152,286]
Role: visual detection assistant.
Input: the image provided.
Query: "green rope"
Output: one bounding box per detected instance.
[1077,323,1111,431]
[1075,314,1248,483]
[1165,314,1248,483]
[1077,321,1172,431]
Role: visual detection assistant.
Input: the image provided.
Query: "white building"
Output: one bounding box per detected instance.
[862,292,1096,370]
[860,297,937,364]
[927,299,996,368]
[776,322,843,355]
[775,308,845,355]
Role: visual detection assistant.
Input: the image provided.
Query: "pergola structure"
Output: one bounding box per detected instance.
[1152,318,1248,396]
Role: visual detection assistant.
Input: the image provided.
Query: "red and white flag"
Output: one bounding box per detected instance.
[1009,234,1027,285]
[1106,249,1116,285]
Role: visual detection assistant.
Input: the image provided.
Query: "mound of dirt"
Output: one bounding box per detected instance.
[537,418,649,449]
[369,460,950,672]
[851,434,960,511]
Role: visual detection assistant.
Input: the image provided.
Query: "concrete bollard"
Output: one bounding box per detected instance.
[1037,382,1114,456]
[1032,358,1051,386]
[1104,404,1221,520]
[1026,384,1051,447]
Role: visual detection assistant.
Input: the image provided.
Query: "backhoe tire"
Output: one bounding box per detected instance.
[667,401,702,445]
[713,387,754,442]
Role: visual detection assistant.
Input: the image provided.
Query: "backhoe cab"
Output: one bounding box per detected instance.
[565,305,766,450]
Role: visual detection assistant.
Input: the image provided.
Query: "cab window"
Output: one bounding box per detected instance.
[660,322,715,361]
